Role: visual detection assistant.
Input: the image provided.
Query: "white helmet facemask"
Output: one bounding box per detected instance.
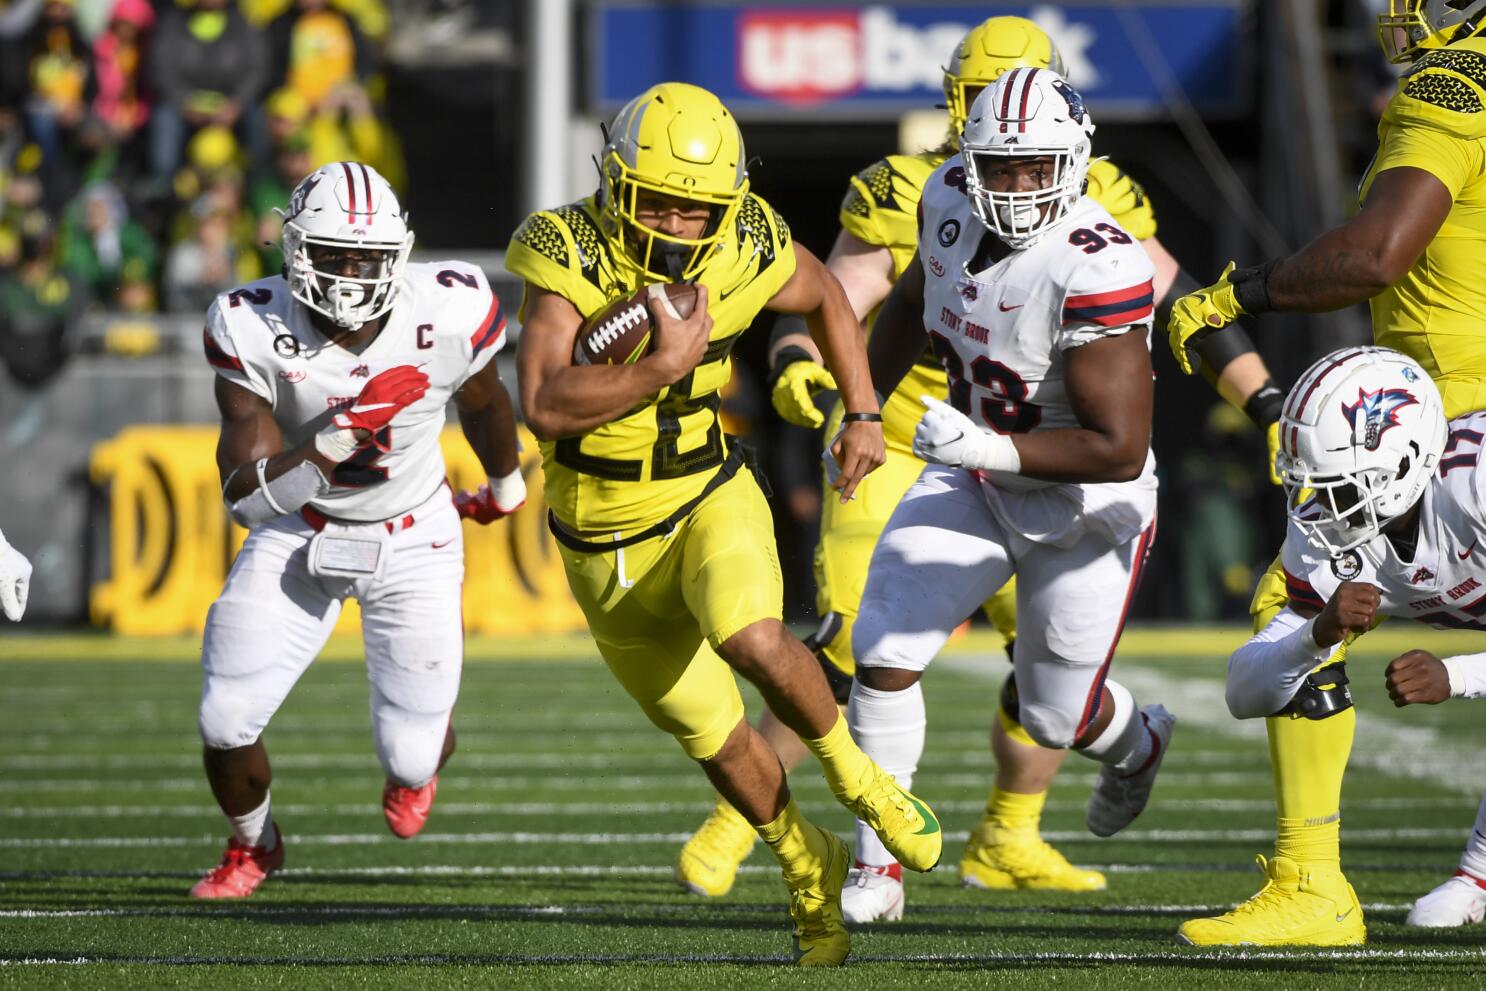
[960,68,1094,249]
[279,162,414,328]
[1276,346,1447,556]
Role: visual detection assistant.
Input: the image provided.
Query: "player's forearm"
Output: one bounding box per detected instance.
[1442,653,1486,700]
[221,434,336,502]
[1227,608,1339,718]
[459,392,521,478]
[1259,227,1396,313]
[807,295,877,415]
[523,362,674,440]
[1010,427,1148,484]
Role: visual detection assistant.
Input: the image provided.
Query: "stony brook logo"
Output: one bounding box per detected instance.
[1341,387,1417,451]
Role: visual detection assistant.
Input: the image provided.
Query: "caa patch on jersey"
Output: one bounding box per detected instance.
[573,283,699,366]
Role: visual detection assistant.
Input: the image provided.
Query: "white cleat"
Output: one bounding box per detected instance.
[1087,704,1175,838]
[1407,872,1486,928]
[841,862,904,924]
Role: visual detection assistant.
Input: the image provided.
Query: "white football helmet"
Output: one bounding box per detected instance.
[960,68,1094,248]
[1276,346,1446,556]
[280,162,414,328]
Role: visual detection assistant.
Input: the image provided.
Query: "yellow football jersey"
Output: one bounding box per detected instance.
[506,193,796,532]
[837,152,1159,451]
[1363,38,1486,417]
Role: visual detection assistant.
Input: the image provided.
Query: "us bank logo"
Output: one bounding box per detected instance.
[735,6,1097,106]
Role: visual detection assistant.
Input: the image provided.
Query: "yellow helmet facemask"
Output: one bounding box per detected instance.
[943,16,1067,137]
[598,81,749,283]
[1377,0,1486,63]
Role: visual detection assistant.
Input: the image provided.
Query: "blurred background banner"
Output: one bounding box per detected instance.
[590,1,1250,120]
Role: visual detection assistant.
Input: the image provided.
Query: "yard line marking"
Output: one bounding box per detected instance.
[0,861,1446,881]
[4,795,1468,819]
[0,770,1275,793]
[0,826,1472,849]
[6,948,1486,965]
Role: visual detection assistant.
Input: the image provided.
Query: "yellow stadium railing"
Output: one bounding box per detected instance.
[89,426,586,637]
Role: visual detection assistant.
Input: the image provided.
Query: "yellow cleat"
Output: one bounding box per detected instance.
[675,798,757,897]
[789,826,851,967]
[1177,855,1366,946]
[844,768,942,873]
[959,822,1107,892]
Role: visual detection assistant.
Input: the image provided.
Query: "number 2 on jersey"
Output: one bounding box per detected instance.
[333,427,392,486]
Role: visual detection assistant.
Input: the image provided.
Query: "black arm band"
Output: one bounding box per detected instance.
[768,312,810,350]
[1192,317,1259,380]
[767,345,814,391]
[842,412,882,423]
[1244,380,1286,428]
[1231,259,1279,315]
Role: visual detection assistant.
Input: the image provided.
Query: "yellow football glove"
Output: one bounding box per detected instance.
[771,360,837,429]
[1266,420,1282,486]
[1166,261,1246,375]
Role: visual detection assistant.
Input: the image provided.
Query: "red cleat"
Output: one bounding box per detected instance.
[383,775,438,839]
[189,824,284,898]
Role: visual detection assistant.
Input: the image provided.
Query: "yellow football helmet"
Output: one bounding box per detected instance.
[597,81,749,283]
[1377,0,1486,63]
[943,16,1067,136]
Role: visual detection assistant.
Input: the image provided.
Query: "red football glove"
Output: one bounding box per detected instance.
[332,365,429,448]
[454,468,527,523]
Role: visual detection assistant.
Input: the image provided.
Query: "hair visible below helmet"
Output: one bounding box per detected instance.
[1377,0,1486,63]
[944,16,1066,137]
[960,68,1093,249]
[597,81,748,283]
[279,162,414,328]
[1276,346,1447,556]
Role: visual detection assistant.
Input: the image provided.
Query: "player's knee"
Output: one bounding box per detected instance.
[855,665,920,692]
[198,684,264,751]
[715,619,790,680]
[377,729,441,788]
[1016,702,1077,750]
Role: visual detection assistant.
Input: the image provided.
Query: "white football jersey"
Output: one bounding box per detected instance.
[917,154,1158,546]
[1283,411,1486,630]
[205,260,506,522]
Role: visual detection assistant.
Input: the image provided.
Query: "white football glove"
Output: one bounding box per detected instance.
[0,530,33,621]
[912,396,1021,473]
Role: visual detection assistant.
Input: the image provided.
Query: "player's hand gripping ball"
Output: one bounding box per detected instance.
[573,283,699,366]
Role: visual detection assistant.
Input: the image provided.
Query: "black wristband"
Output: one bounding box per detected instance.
[842,412,882,423]
[1191,316,1258,378]
[766,345,814,391]
[1230,259,1278,315]
[1244,380,1285,427]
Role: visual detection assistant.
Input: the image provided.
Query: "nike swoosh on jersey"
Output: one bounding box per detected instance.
[998,301,1024,312]
[1461,539,1478,560]
[431,539,455,549]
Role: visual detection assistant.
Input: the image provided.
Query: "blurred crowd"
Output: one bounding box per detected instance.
[0,0,404,382]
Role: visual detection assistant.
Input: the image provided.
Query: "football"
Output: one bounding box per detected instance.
[572,283,699,366]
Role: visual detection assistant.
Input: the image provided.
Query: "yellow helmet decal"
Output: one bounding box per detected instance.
[598,81,749,283]
[943,16,1066,137]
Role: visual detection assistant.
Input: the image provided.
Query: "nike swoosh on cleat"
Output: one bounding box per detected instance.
[1336,907,1355,923]
[906,795,940,836]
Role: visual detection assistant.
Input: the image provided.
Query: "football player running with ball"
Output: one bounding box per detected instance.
[681,16,1281,922]
[506,82,941,967]
[1169,1,1486,944]
[192,162,526,898]
[1221,346,1486,938]
[850,67,1174,906]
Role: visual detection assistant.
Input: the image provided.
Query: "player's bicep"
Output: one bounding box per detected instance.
[453,356,505,412]
[825,230,896,322]
[1357,165,1455,282]
[214,377,283,485]
[1063,330,1153,441]
[766,242,831,314]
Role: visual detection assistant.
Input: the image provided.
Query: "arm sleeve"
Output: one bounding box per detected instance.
[1226,606,1340,718]
[1057,246,1157,351]
[203,298,272,400]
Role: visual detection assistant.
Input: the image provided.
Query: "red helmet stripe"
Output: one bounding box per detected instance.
[358,163,375,225]
[341,162,358,224]
[1000,67,1020,122]
[1017,68,1039,132]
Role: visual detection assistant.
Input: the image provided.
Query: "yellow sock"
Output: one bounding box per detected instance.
[998,707,1038,748]
[985,786,1046,836]
[757,797,826,886]
[1266,704,1354,872]
[803,713,875,802]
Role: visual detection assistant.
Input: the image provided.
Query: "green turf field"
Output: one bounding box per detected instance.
[3,628,1485,988]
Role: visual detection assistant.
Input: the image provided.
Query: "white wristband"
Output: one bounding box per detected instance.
[314,425,361,463]
[1441,654,1486,699]
[963,429,1022,474]
[488,467,526,509]
[1299,616,1326,655]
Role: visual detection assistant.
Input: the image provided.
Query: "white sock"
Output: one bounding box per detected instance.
[228,793,274,849]
[1460,791,1486,881]
[1076,679,1150,772]
[846,679,925,867]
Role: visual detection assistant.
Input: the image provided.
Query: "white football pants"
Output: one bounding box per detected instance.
[200,485,464,788]
[852,464,1154,749]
